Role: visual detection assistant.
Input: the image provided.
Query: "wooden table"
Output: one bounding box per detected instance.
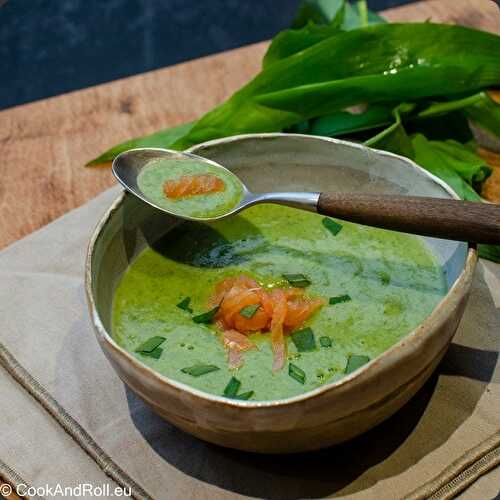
[0,0,498,497]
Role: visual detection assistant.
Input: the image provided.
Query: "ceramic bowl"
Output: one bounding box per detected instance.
[85,133,476,453]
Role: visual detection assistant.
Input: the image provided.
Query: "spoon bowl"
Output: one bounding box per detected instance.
[112,147,320,222]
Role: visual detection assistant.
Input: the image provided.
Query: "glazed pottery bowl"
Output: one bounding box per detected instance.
[86,133,476,453]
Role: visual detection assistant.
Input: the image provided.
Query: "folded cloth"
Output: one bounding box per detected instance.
[0,187,498,500]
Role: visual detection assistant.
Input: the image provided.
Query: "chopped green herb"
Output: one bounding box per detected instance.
[234,391,254,400]
[176,297,193,313]
[291,327,316,352]
[378,271,391,285]
[289,363,306,384]
[239,304,260,319]
[192,305,220,324]
[135,336,166,353]
[322,217,343,236]
[181,364,220,377]
[283,273,311,288]
[329,294,351,305]
[319,336,332,348]
[223,377,241,398]
[141,347,163,359]
[345,354,371,374]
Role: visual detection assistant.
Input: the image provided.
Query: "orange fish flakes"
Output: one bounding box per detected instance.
[163,174,225,199]
[209,275,325,370]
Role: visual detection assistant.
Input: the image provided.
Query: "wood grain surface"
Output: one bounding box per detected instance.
[0,0,499,252]
[0,0,499,496]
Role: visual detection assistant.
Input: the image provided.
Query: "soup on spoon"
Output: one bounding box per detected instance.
[137,156,244,219]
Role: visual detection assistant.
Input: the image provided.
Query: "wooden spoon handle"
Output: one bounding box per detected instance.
[317,193,500,244]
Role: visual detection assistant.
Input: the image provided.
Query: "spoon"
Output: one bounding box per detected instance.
[112,147,500,244]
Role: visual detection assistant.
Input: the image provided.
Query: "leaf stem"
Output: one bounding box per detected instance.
[356,1,368,27]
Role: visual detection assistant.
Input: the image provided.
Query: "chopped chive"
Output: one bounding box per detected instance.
[141,347,163,359]
[329,294,351,305]
[322,217,343,236]
[239,304,260,319]
[192,305,219,324]
[181,364,220,377]
[319,336,332,348]
[288,363,306,384]
[345,354,370,374]
[135,336,166,353]
[234,391,254,400]
[283,273,311,288]
[291,327,316,352]
[378,271,391,285]
[223,377,241,398]
[176,297,193,313]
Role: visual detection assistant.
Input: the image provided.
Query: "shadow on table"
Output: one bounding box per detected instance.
[125,340,497,499]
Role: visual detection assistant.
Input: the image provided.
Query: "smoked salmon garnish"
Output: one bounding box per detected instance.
[208,275,325,370]
[164,174,225,199]
[270,288,287,372]
[223,329,257,369]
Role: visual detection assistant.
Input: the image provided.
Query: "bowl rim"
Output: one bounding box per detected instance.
[85,132,477,409]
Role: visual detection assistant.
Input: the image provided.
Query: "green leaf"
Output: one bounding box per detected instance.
[411,134,491,201]
[291,327,317,352]
[344,1,386,29]
[329,294,351,305]
[233,391,255,400]
[355,0,368,27]
[307,93,485,141]
[135,336,166,354]
[90,24,500,163]
[239,304,260,319]
[181,364,220,377]
[407,109,473,143]
[308,104,394,137]
[192,305,220,324]
[264,13,345,69]
[223,377,241,398]
[464,92,500,139]
[478,244,500,263]
[172,24,500,151]
[86,122,194,166]
[322,217,343,236]
[415,92,485,120]
[292,0,385,30]
[378,271,391,285]
[292,0,346,28]
[289,363,306,384]
[141,347,163,359]
[319,336,332,348]
[283,273,312,287]
[345,354,370,374]
[176,297,193,313]
[365,102,415,158]
[424,140,491,185]
[404,92,485,142]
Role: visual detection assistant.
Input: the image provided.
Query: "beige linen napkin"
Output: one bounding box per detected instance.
[0,187,498,500]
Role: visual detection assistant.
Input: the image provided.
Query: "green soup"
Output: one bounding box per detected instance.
[137,158,244,218]
[112,204,446,401]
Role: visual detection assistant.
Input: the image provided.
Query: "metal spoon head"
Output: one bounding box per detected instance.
[112,147,252,222]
